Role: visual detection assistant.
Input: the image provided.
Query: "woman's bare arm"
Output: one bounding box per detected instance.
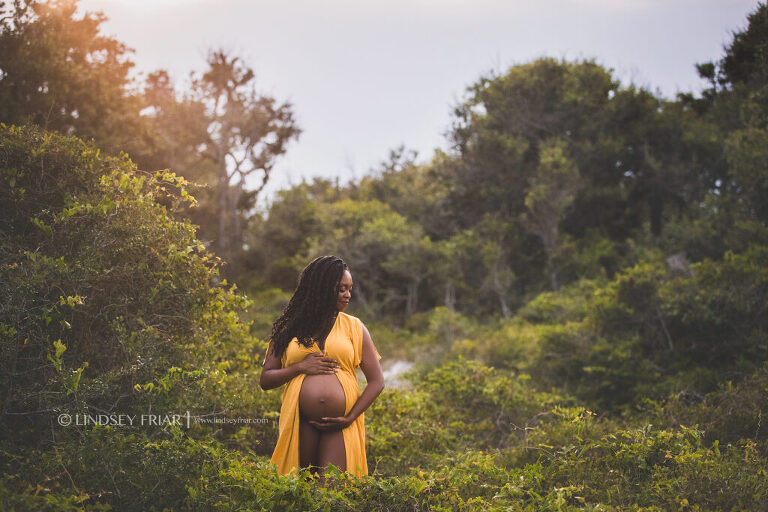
[259,341,300,390]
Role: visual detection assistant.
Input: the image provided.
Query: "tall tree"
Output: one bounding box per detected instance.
[144,50,301,277]
[695,2,768,224]
[195,50,300,274]
[0,0,152,162]
[355,145,456,240]
[445,57,695,243]
[521,137,580,291]
[474,214,517,319]
[718,2,768,90]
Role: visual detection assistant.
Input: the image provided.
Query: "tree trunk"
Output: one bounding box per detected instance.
[547,254,559,292]
[492,270,510,319]
[230,177,244,274]
[355,280,367,305]
[406,279,420,318]
[217,151,229,263]
[550,267,559,292]
[444,281,456,311]
[232,179,243,249]
[497,290,510,319]
[543,226,559,291]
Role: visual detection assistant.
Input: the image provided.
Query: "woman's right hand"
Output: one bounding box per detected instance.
[298,352,341,375]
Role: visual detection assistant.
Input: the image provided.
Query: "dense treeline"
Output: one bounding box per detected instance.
[1,0,767,510]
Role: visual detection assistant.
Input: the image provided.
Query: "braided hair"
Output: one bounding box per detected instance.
[266,255,349,364]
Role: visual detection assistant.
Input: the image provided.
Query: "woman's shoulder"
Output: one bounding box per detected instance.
[338,311,363,331]
[339,311,360,324]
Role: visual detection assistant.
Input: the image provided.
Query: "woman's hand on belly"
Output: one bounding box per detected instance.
[298,352,341,375]
[308,415,353,431]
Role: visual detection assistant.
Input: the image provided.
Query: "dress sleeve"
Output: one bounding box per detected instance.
[352,316,381,368]
[352,316,363,368]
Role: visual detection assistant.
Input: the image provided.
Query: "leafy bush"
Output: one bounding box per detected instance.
[641,364,768,454]
[0,124,273,452]
[461,243,768,411]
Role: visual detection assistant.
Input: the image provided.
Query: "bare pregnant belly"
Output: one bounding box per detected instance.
[299,374,346,423]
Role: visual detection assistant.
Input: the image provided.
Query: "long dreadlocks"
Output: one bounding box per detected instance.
[266,255,349,363]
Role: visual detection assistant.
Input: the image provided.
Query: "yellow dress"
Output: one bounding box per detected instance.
[264,311,381,478]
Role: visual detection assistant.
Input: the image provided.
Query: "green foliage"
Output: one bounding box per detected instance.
[3,388,766,511]
[366,387,457,475]
[554,229,626,283]
[416,358,563,453]
[243,179,329,290]
[4,3,768,510]
[712,1,768,90]
[642,364,768,453]
[0,0,153,164]
[445,241,768,412]
[0,125,271,453]
[724,114,768,222]
[354,146,454,239]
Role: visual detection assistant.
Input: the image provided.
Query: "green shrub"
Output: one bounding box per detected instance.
[418,357,563,452]
[0,124,272,451]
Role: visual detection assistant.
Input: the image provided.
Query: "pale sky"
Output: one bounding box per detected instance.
[79,0,759,211]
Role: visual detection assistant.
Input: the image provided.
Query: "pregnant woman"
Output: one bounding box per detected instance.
[260,255,384,483]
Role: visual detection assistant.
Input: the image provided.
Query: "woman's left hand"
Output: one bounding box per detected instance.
[308,415,353,431]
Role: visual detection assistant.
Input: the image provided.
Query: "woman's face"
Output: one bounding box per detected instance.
[336,270,353,312]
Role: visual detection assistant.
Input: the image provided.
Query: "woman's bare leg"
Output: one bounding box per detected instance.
[316,429,346,486]
[298,412,320,479]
